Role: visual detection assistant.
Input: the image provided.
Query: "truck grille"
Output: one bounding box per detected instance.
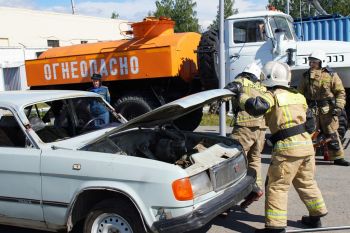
[209,152,247,192]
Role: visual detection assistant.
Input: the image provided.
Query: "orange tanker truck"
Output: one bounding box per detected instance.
[25,17,203,130]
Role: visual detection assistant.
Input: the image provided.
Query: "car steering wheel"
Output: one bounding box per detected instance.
[80,118,105,132]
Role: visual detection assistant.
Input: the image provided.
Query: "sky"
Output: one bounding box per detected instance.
[0,0,269,29]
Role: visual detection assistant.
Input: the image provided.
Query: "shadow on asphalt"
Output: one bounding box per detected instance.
[0,225,48,233]
[187,207,260,233]
[189,205,304,233]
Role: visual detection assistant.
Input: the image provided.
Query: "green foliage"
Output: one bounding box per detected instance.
[200,113,232,126]
[268,0,350,18]
[153,0,200,32]
[320,0,350,16]
[209,0,238,31]
[111,11,119,19]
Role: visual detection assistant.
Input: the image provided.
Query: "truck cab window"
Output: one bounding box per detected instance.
[0,109,30,148]
[270,16,295,40]
[233,20,267,43]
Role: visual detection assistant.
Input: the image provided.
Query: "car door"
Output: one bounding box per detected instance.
[0,108,44,225]
[226,18,273,83]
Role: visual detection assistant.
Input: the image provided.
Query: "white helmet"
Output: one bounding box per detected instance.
[309,50,327,67]
[262,61,291,87]
[242,62,262,80]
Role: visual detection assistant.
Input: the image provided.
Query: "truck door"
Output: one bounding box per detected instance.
[226,18,273,83]
[269,16,297,63]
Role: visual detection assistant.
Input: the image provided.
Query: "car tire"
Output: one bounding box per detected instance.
[114,95,158,120]
[174,108,203,131]
[83,198,146,233]
[197,29,219,90]
[338,109,348,140]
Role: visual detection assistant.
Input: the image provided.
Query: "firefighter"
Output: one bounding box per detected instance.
[298,50,350,166]
[228,63,267,208]
[226,61,328,233]
[89,73,111,125]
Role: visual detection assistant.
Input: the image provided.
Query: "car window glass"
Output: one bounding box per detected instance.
[71,97,114,130]
[233,20,267,43]
[24,97,118,143]
[25,100,73,143]
[0,108,30,148]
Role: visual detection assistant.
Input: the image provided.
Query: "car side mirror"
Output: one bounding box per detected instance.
[273,29,286,55]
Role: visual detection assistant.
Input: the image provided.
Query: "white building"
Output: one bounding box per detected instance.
[0,7,128,91]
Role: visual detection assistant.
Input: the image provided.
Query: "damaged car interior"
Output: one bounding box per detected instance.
[24,97,121,143]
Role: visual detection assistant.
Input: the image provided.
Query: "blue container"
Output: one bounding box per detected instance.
[294,14,350,41]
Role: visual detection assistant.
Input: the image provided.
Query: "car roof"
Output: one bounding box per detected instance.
[0,90,100,123]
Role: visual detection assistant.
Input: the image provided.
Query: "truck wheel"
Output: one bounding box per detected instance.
[114,95,158,120]
[338,109,348,140]
[174,108,203,131]
[197,29,219,90]
[83,199,146,233]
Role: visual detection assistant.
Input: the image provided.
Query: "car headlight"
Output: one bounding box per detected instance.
[172,172,213,201]
[190,171,213,197]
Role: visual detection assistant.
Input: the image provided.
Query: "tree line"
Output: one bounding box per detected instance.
[111,0,350,32]
[111,0,237,32]
[268,0,350,18]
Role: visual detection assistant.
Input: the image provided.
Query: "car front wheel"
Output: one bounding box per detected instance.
[83,199,146,233]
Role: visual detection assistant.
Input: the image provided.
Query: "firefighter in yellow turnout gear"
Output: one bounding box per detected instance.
[226,61,328,233]
[298,50,350,166]
[228,63,267,208]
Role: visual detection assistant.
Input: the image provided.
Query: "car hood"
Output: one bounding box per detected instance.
[85,89,234,146]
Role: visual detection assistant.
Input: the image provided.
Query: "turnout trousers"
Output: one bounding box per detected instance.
[316,111,344,160]
[265,154,328,228]
[231,126,266,188]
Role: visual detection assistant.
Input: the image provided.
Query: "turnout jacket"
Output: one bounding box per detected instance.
[239,87,314,156]
[232,74,267,128]
[298,68,346,110]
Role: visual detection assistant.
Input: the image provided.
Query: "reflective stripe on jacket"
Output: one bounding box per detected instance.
[240,88,314,156]
[234,75,267,128]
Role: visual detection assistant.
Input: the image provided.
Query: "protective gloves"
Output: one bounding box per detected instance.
[332,107,342,116]
[224,81,242,96]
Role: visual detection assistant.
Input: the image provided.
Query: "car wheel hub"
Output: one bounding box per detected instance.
[92,213,133,233]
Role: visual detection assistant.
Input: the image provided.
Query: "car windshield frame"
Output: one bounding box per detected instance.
[24,96,121,143]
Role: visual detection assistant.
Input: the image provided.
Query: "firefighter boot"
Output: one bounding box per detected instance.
[334,158,350,166]
[255,227,286,233]
[301,215,322,228]
[240,185,263,209]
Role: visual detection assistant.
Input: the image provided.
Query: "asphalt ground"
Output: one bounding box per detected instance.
[188,126,350,233]
[1,126,350,233]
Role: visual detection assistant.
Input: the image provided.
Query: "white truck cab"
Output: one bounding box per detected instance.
[224,11,350,88]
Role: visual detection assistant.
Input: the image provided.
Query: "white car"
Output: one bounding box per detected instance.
[0,89,255,233]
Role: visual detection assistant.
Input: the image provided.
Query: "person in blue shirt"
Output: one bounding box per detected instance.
[88,73,111,126]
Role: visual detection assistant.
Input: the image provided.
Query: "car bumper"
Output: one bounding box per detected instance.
[152,168,256,233]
